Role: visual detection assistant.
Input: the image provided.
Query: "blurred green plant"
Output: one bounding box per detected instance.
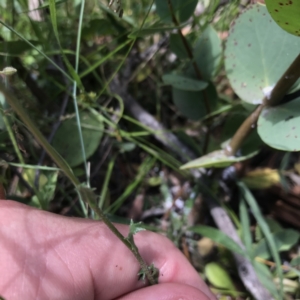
[1,0,300,298]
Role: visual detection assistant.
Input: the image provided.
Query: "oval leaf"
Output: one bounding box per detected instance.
[162,74,208,91]
[225,4,300,104]
[205,262,236,290]
[52,111,103,167]
[190,25,222,80]
[155,0,198,23]
[254,229,300,259]
[257,97,300,151]
[265,0,300,36]
[172,83,218,120]
[170,33,190,59]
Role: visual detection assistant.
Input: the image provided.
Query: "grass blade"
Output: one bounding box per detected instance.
[239,198,253,259]
[189,225,247,258]
[48,0,84,89]
[99,154,117,209]
[238,181,283,299]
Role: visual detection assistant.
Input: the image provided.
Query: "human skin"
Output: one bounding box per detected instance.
[0,200,216,300]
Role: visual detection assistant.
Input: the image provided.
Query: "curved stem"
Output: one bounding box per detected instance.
[0,80,158,285]
[228,52,300,156]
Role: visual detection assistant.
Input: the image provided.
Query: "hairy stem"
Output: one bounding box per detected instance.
[78,186,158,285]
[0,81,158,285]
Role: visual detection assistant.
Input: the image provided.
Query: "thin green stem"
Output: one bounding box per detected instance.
[100,39,136,97]
[0,81,158,285]
[0,106,24,165]
[73,0,89,186]
[0,20,73,83]
[0,81,79,186]
[99,154,117,209]
[166,0,211,153]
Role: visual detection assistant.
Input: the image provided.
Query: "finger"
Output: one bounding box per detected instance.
[132,229,215,299]
[0,201,215,300]
[116,283,213,300]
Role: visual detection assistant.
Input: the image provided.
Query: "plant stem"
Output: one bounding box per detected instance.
[73,0,89,186]
[0,81,158,285]
[166,0,211,153]
[227,52,300,156]
[0,81,80,187]
[264,53,300,107]
[0,106,24,164]
[226,104,264,156]
[78,186,158,285]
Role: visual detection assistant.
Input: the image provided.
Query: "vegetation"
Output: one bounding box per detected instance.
[1,0,300,299]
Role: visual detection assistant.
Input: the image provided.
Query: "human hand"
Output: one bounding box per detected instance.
[0,200,216,300]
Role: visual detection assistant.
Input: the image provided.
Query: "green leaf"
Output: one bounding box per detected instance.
[189,225,246,257]
[49,0,59,40]
[204,262,236,290]
[180,149,258,169]
[48,0,84,89]
[225,4,300,104]
[0,40,39,55]
[239,199,253,258]
[0,81,78,187]
[155,0,198,23]
[254,229,300,259]
[52,111,103,167]
[129,219,146,235]
[254,260,280,298]
[116,142,136,153]
[255,217,283,242]
[23,169,48,189]
[31,171,58,209]
[172,83,218,120]
[129,25,177,38]
[162,74,208,91]
[190,25,222,80]
[238,181,284,299]
[82,19,117,38]
[265,0,300,36]
[170,33,190,59]
[291,256,300,267]
[257,97,300,151]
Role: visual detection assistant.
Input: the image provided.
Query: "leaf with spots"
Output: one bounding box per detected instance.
[265,0,300,36]
[225,4,300,104]
[257,97,300,151]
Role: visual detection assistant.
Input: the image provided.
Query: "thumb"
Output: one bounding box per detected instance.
[116,282,215,300]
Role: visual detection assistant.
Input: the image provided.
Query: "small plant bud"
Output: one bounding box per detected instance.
[0,67,17,76]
